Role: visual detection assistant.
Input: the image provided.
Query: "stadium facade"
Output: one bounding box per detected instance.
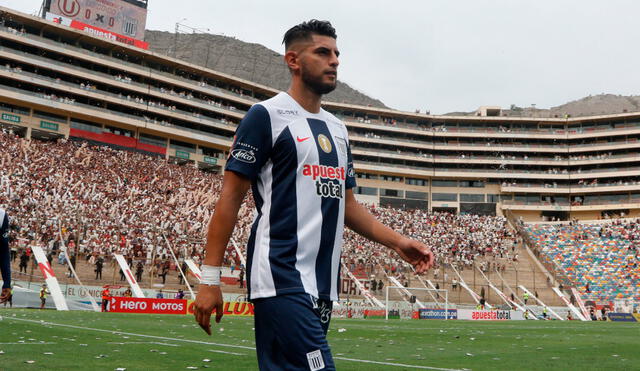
[1,7,640,222]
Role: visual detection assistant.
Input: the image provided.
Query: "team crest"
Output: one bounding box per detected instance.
[317,134,332,153]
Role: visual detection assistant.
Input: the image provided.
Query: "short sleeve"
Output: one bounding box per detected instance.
[345,143,357,189]
[225,104,273,181]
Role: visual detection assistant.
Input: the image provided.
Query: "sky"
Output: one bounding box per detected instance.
[3,0,640,114]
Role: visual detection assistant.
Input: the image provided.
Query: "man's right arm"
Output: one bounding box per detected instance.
[193,170,251,335]
[193,104,271,335]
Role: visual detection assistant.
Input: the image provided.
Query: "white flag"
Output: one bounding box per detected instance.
[114,254,145,298]
[31,245,68,310]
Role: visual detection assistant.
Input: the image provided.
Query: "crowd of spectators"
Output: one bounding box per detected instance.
[0,130,245,281]
[2,130,517,290]
[342,209,518,285]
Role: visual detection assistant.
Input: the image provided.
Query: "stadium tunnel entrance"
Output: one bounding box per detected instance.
[432,206,457,214]
[0,121,27,137]
[31,128,64,141]
[541,210,569,221]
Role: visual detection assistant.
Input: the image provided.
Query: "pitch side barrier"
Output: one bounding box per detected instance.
[417,308,527,321]
[475,266,538,320]
[109,296,254,316]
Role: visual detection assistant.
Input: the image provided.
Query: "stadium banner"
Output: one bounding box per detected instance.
[110,297,188,315]
[186,300,254,317]
[45,12,149,49]
[633,314,640,322]
[457,309,524,321]
[607,313,638,322]
[114,254,145,298]
[418,308,458,320]
[59,283,156,303]
[31,245,69,311]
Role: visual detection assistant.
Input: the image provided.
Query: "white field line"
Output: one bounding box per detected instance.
[6,317,254,351]
[333,322,619,331]
[333,356,465,370]
[0,342,57,345]
[208,349,245,356]
[107,341,180,347]
[6,317,466,370]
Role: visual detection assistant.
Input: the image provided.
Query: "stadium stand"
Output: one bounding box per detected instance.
[3,130,549,304]
[0,6,639,307]
[526,221,640,302]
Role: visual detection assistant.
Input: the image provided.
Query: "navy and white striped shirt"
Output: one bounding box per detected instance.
[226,92,356,301]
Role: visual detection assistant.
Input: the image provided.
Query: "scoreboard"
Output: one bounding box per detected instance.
[44,0,148,48]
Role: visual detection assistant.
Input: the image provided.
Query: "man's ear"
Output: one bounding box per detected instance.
[284,50,300,73]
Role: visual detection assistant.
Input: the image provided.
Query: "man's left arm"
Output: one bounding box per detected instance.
[0,213,12,302]
[344,189,434,274]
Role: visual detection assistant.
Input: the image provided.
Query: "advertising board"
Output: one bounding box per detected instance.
[607,313,638,322]
[109,297,188,315]
[418,308,458,320]
[109,297,255,316]
[458,309,525,321]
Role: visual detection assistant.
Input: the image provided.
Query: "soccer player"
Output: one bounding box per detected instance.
[0,207,11,304]
[193,20,434,370]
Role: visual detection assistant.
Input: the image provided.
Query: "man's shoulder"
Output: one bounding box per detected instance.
[320,109,343,125]
[254,93,303,121]
[320,109,348,135]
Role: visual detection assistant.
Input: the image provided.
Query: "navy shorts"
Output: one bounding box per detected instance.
[253,294,335,370]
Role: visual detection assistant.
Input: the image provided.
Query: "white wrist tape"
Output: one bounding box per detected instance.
[200,265,222,286]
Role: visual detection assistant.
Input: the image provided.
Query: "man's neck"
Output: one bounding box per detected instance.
[287,83,322,114]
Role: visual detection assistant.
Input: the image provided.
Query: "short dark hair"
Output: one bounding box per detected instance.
[282,20,337,50]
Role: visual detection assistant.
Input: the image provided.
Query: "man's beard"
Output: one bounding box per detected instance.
[301,67,337,95]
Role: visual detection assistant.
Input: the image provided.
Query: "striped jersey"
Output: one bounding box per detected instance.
[226,92,356,301]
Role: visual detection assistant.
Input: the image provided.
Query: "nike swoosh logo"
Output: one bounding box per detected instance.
[296,136,310,142]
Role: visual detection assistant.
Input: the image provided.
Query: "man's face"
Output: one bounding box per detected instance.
[293,34,340,95]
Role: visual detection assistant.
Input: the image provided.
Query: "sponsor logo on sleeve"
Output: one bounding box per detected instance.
[231,149,256,163]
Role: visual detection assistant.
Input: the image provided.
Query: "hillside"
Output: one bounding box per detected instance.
[449,94,640,118]
[144,30,387,108]
[144,32,639,117]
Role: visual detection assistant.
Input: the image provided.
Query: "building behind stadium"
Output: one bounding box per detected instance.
[1,3,640,223]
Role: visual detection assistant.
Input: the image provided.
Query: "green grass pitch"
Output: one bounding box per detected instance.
[0,309,638,370]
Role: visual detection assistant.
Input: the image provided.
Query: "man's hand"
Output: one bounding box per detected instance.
[0,287,10,303]
[392,237,435,274]
[193,285,224,335]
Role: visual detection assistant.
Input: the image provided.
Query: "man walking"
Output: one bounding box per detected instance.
[193,20,434,370]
